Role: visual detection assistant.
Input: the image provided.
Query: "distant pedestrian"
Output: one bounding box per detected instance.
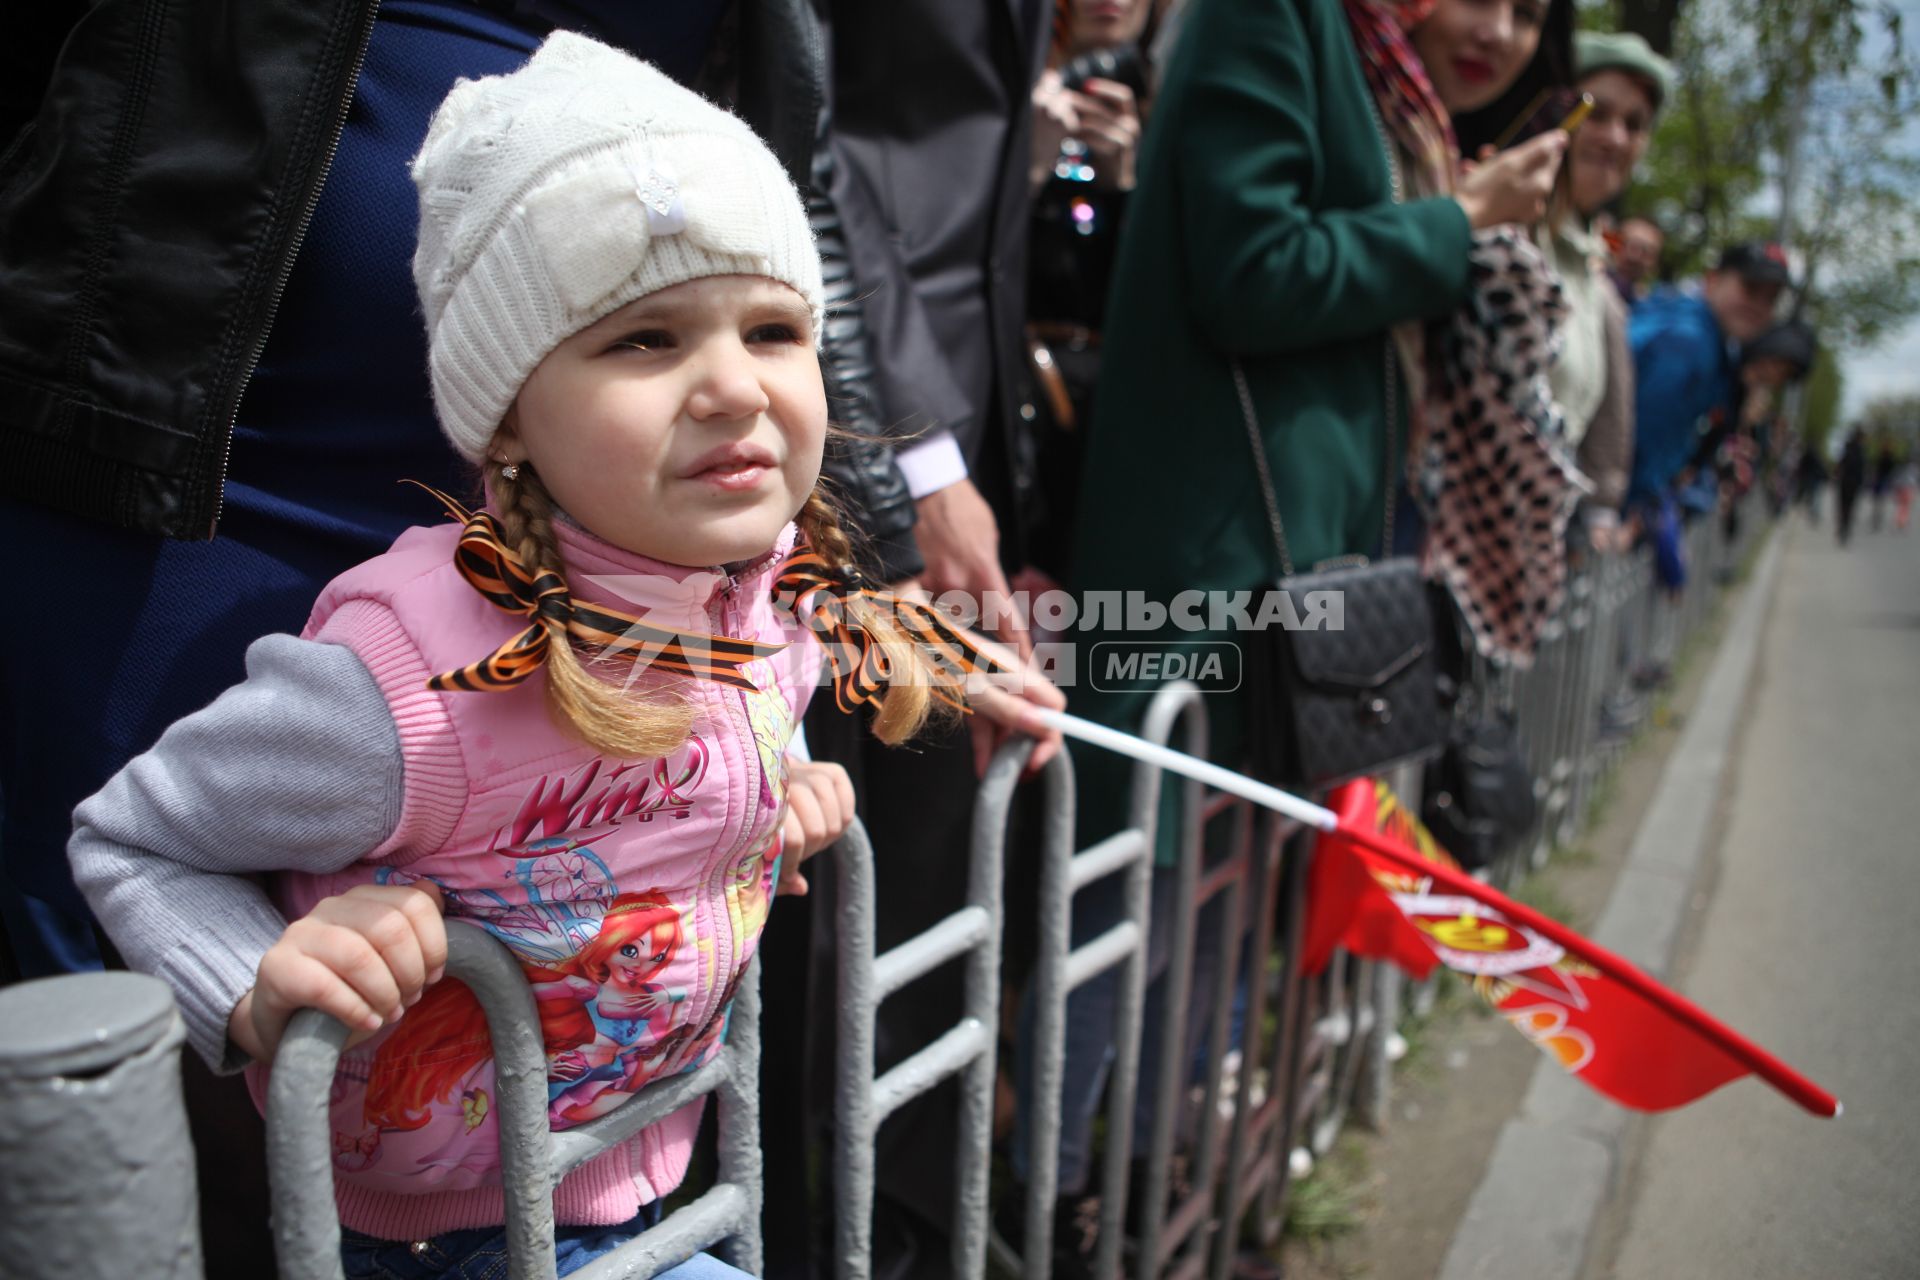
[1796,446,1828,522]
[1869,438,1899,532]
[1836,429,1867,546]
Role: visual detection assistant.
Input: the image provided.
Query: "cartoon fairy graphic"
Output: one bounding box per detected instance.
[727,833,779,945]
[533,892,690,1126]
[335,852,694,1171]
[727,684,793,936]
[349,889,691,1167]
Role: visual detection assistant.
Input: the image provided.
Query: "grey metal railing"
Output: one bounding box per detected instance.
[1084,683,1305,1280]
[267,921,764,1280]
[1018,726,1149,1280]
[832,742,1027,1280]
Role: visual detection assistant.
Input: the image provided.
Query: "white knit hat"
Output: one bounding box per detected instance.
[410,31,825,462]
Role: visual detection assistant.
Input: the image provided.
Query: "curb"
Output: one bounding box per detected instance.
[1434,529,1787,1280]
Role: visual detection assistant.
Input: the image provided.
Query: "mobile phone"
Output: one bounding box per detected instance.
[1558,94,1596,135]
[1058,45,1150,98]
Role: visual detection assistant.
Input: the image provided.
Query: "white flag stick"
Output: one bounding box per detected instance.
[1030,708,1339,834]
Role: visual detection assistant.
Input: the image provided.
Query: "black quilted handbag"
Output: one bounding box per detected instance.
[1232,362,1447,788]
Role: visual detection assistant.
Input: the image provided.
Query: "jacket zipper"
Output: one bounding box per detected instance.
[692,579,759,1053]
[206,0,382,536]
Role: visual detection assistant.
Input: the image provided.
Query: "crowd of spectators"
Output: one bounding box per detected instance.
[0,3,1843,1277]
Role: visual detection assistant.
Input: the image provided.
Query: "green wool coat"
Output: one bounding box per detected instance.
[1066,0,1473,855]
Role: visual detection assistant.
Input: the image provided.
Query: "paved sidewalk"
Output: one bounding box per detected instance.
[1594,516,1920,1279]
[1435,525,1783,1280]
[1437,516,1920,1280]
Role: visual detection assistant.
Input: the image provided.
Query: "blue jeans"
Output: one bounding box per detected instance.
[340,1204,753,1279]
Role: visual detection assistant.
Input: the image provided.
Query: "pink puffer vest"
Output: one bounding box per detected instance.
[250,514,819,1240]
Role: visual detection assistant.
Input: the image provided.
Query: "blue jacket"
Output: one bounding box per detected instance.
[1626,287,1735,511]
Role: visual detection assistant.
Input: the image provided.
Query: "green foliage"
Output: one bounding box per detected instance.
[1575,0,1621,32]
[1855,392,1920,455]
[1619,16,1768,275]
[1793,137,1920,349]
[1612,1,1920,353]
[1282,1138,1370,1242]
[1802,348,1845,452]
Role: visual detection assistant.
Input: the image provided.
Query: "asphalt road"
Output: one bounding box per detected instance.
[1596,505,1920,1279]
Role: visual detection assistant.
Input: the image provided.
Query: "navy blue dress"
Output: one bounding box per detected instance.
[0,0,725,976]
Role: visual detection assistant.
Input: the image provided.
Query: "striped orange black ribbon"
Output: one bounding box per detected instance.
[770,551,1011,715]
[412,485,784,693]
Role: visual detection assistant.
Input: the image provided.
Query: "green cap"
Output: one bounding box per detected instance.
[1575,30,1675,114]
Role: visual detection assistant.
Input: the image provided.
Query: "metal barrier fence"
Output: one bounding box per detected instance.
[265,920,767,1280]
[1070,493,1773,1280]
[0,497,1771,1280]
[834,739,1033,1280]
[1361,493,1770,1156]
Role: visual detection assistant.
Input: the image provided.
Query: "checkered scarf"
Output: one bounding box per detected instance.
[1342,0,1586,662]
[1419,230,1590,662]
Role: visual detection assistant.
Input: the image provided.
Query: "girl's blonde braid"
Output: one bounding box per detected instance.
[795,489,955,745]
[485,460,693,759]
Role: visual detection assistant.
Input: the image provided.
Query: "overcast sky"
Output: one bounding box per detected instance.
[1835,0,1920,418]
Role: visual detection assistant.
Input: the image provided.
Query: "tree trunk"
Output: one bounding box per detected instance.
[1618,0,1686,58]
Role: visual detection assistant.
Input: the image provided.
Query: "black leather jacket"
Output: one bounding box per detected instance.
[0,0,922,578]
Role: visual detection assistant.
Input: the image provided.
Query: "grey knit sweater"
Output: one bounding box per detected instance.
[68,634,406,1068]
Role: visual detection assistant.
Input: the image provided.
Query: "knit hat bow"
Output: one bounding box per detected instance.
[523,138,781,315]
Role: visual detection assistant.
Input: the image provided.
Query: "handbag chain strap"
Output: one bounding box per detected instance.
[1231,353,1397,581]
[1239,81,1405,583]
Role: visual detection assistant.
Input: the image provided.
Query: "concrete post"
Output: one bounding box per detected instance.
[0,971,203,1279]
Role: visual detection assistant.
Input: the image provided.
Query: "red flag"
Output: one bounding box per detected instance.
[1303,778,1838,1117]
[1302,778,1452,978]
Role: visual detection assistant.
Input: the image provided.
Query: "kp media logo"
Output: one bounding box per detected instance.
[1090,642,1242,693]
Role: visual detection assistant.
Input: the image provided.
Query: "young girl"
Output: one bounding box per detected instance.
[68,32,1047,1278]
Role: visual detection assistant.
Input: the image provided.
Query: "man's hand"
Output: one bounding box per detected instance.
[230,882,447,1064]
[776,759,857,896]
[960,628,1067,780]
[912,478,1030,662]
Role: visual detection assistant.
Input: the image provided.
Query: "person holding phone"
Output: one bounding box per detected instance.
[1543,30,1675,545]
[1026,2,1579,1275]
[1022,0,1158,591]
[1071,0,1579,837]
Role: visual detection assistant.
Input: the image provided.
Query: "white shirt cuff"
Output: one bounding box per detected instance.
[895,433,969,499]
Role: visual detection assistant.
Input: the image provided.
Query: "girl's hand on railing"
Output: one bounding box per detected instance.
[229,882,448,1063]
[776,760,857,897]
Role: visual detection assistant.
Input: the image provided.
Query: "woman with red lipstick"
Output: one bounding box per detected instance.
[1071,0,1585,832]
[1423,0,1575,157]
[1051,0,1586,1269]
